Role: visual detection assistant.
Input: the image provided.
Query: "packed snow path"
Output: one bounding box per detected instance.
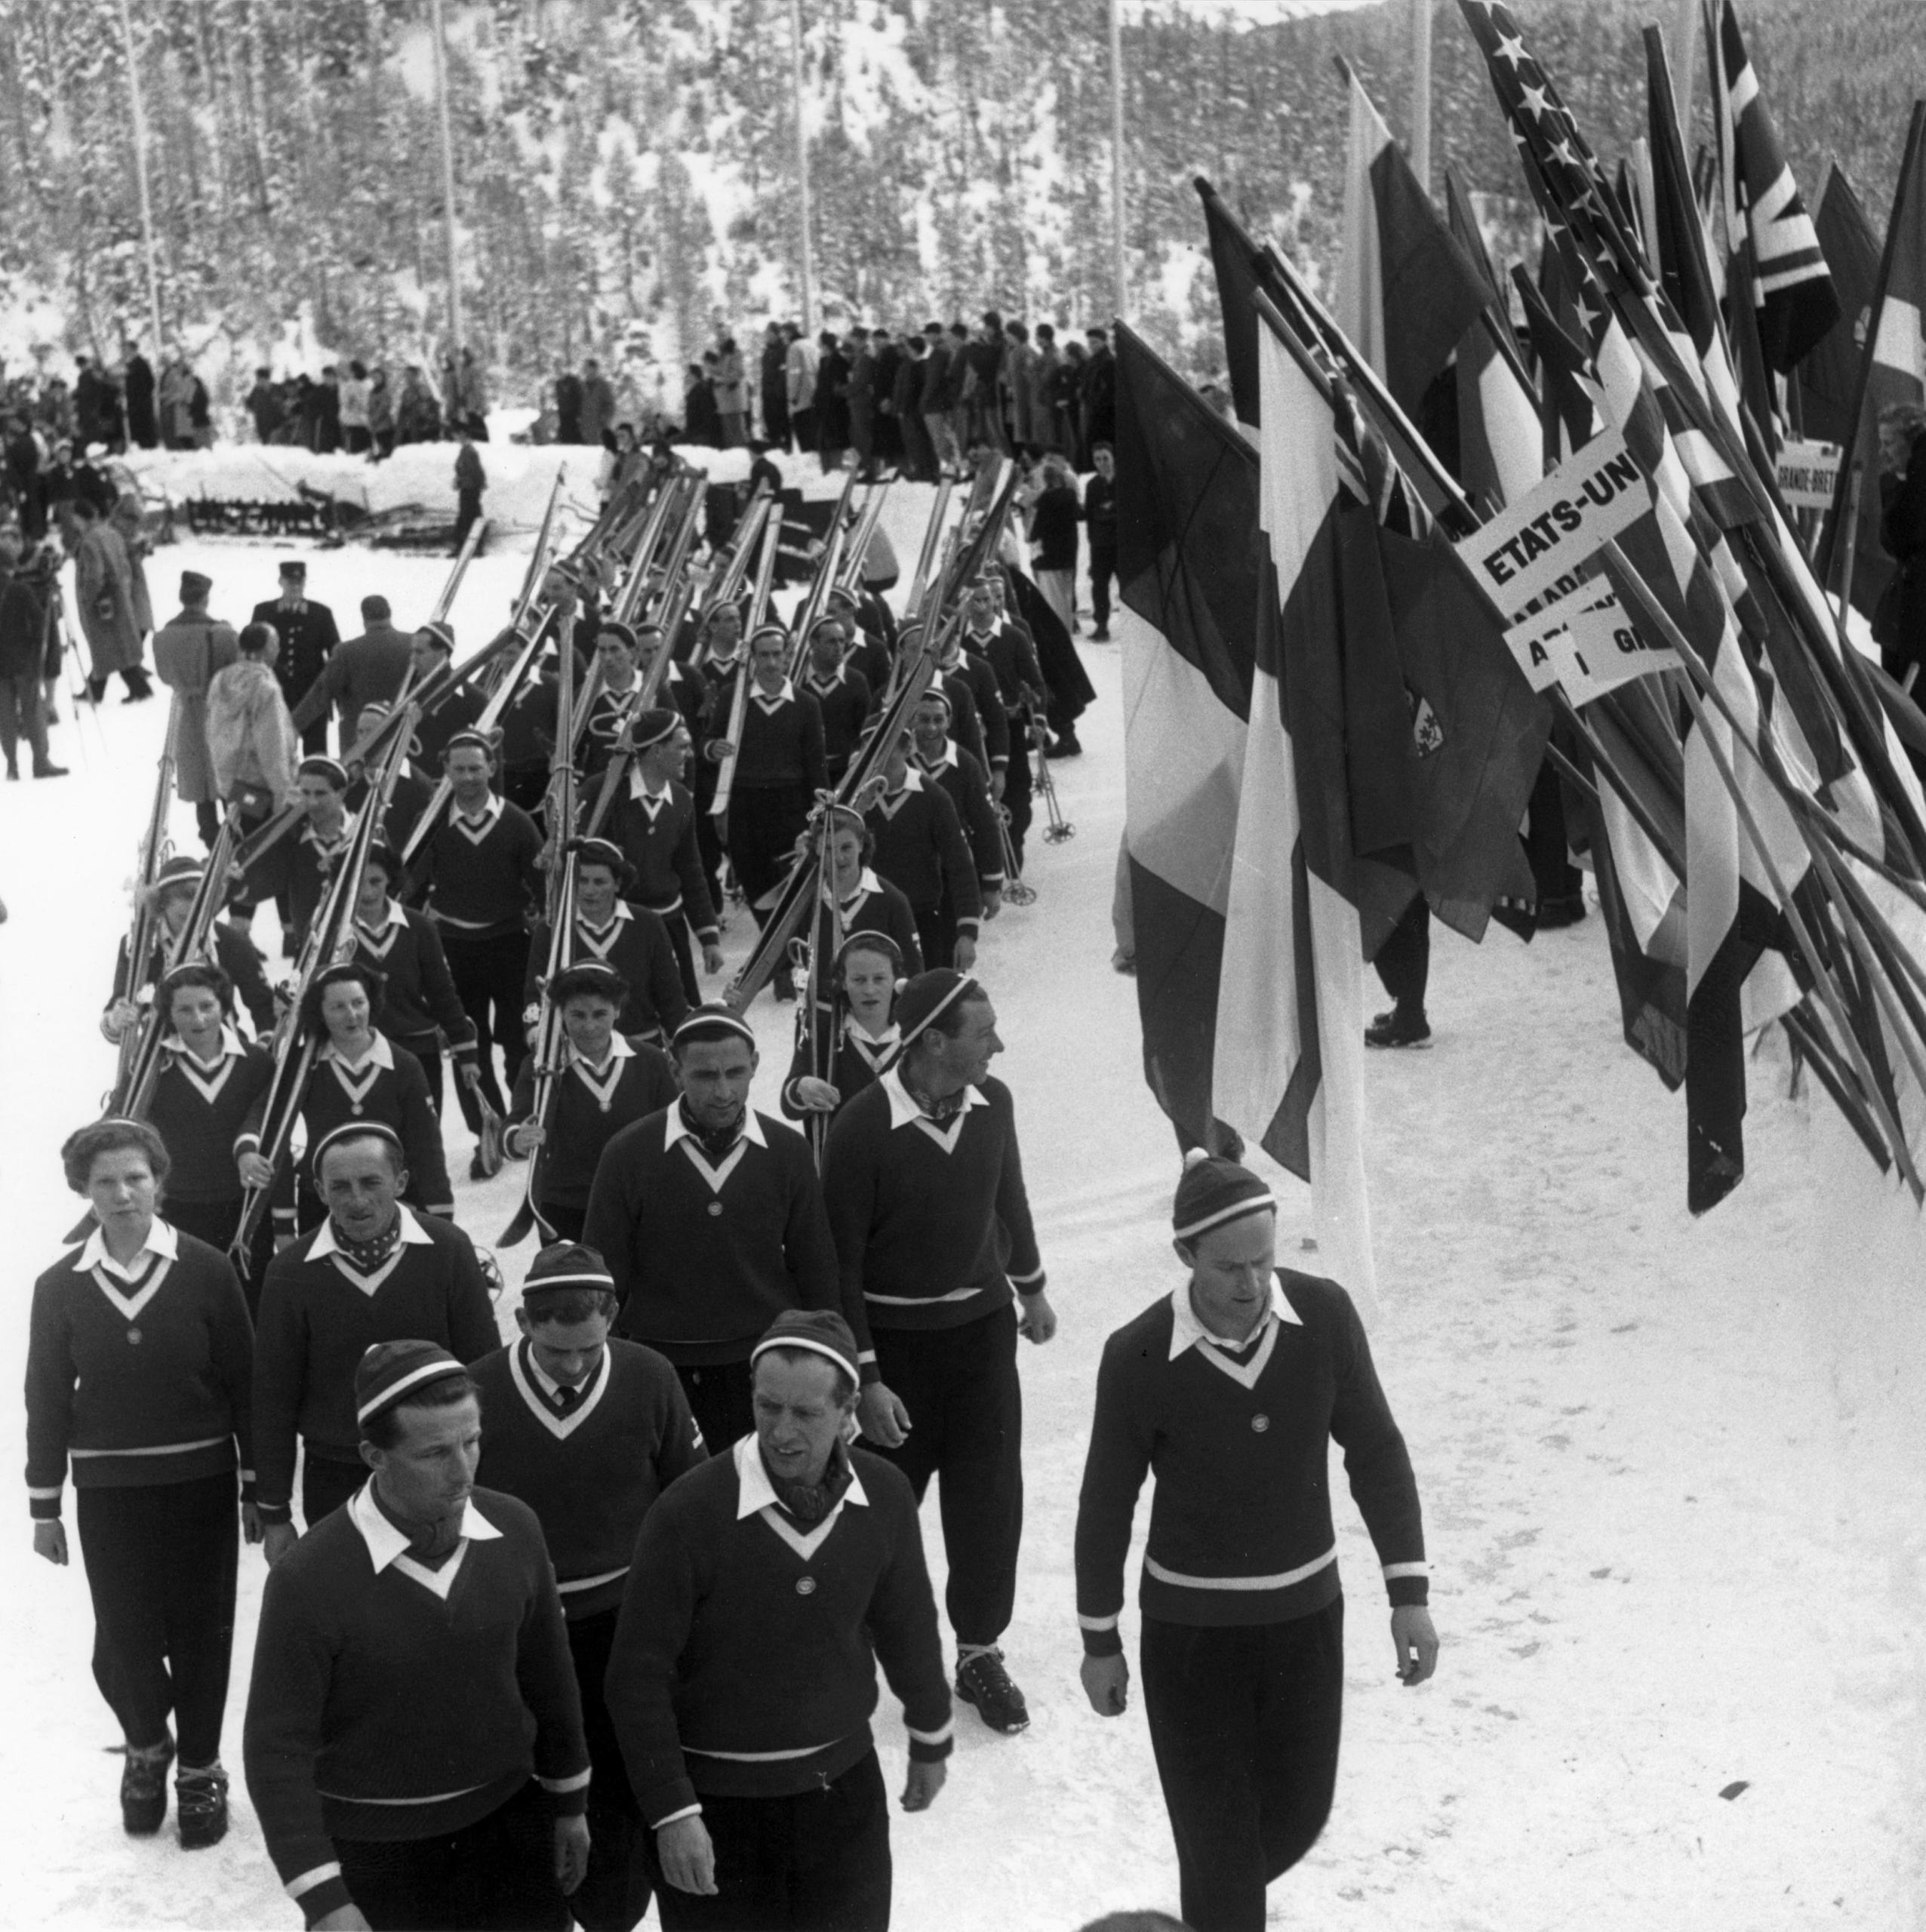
[1,541,1921,1930]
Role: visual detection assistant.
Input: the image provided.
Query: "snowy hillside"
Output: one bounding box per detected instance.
[2,0,1917,406]
[2,530,1925,1927]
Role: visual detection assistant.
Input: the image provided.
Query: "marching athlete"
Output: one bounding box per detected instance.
[252,1123,498,1542]
[604,707,725,1009]
[521,838,688,1049]
[820,971,1053,1737]
[1073,1153,1438,1932]
[506,963,681,1244]
[800,614,874,783]
[605,1310,951,1932]
[474,1245,708,1932]
[240,752,355,958]
[583,1008,841,1453]
[101,853,276,1042]
[863,737,982,971]
[823,807,923,977]
[245,1340,591,1931]
[908,688,1004,915]
[781,931,904,1125]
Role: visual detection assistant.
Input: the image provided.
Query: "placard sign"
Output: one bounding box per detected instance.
[1457,425,1654,617]
[1504,589,1678,705]
[1775,437,1841,512]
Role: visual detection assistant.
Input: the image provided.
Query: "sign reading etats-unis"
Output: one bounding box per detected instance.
[1457,426,1678,705]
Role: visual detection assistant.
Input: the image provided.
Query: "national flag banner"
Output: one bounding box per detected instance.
[1444,165,1506,312]
[1795,165,1882,450]
[1712,0,1842,372]
[1112,321,1265,1157]
[1217,315,1394,1315]
[1334,64,1491,420]
[1455,307,1543,515]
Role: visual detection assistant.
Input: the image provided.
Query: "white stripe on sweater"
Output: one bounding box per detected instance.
[1145,1544,1337,1592]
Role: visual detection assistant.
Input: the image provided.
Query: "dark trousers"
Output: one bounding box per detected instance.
[395,1027,484,1139]
[1524,756,1582,905]
[442,929,531,1115]
[728,784,810,914]
[195,798,221,846]
[566,1610,653,1932]
[300,713,329,755]
[163,1197,275,1313]
[453,489,485,557]
[1373,897,1430,1018]
[337,1777,569,1931]
[1001,718,1034,869]
[1140,1603,1345,1932]
[1088,541,1117,631]
[673,1359,755,1455]
[651,1748,890,1932]
[74,1474,238,1767]
[301,1447,368,1531]
[866,1303,1021,1647]
[0,669,49,768]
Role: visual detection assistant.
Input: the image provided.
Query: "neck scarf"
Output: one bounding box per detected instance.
[334,1209,403,1272]
[765,1440,854,1525]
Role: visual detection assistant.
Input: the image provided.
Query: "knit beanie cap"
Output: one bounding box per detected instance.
[355,1340,466,1428]
[149,854,205,897]
[893,969,979,1054]
[672,1004,756,1052]
[1171,1147,1276,1242]
[630,706,681,752]
[595,619,638,653]
[298,754,349,790]
[416,620,455,654]
[569,835,632,879]
[521,1241,616,1301]
[309,1118,405,1183]
[751,1309,861,1387]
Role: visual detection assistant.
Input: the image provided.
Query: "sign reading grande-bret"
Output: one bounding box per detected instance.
[1457,425,1654,617]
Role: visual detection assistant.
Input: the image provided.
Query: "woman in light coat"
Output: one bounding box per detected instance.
[62,500,152,700]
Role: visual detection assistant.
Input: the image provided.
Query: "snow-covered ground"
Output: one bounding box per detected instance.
[3,536,1925,1930]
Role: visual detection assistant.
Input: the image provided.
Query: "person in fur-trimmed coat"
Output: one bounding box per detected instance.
[206,623,300,819]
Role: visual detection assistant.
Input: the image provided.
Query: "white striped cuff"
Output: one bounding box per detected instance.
[1077,1612,1119,1632]
[240,1467,257,1484]
[865,1286,983,1306]
[72,1435,228,1460]
[653,1802,703,1828]
[286,1862,343,1901]
[1382,1561,1429,1580]
[1145,1545,1337,1592]
[905,1720,954,1746]
[557,1565,630,1595]
[1008,1266,1045,1289]
[685,1740,836,1763]
[858,1349,877,1364]
[26,1485,63,1500]
[538,1767,593,1794]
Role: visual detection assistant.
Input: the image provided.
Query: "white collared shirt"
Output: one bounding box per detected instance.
[577,901,635,932]
[839,867,885,908]
[568,1032,635,1073]
[880,1064,987,1133]
[1168,1277,1300,1361]
[525,1343,605,1406]
[348,1480,503,1600]
[450,792,505,832]
[915,740,961,773]
[319,1032,397,1072]
[749,676,797,711]
[663,1104,770,1155]
[162,1025,247,1068]
[357,898,411,935]
[77,1217,179,1283]
[878,768,926,810]
[733,1432,868,1521]
[309,1204,435,1261]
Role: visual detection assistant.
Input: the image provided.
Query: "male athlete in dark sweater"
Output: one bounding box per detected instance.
[245,1341,590,1931]
[606,1311,950,1932]
[819,971,1052,1738]
[863,747,983,971]
[1073,1153,1437,1932]
[799,617,875,782]
[254,1124,500,1541]
[583,1008,840,1454]
[475,1245,707,1932]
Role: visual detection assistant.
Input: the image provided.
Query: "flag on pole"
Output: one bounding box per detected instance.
[1113,322,1264,1155]
[1711,0,1841,372]
[1795,165,1884,450]
[1334,63,1492,420]
[1444,166,1506,312]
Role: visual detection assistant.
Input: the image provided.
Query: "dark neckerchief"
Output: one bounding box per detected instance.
[372,1481,463,1567]
[902,1072,967,1126]
[679,1096,746,1163]
[334,1209,403,1272]
[763,1439,854,1526]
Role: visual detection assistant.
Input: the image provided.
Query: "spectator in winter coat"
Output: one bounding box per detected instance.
[454,430,488,557]
[714,338,748,448]
[893,335,935,481]
[815,331,851,472]
[966,311,1008,454]
[848,328,879,479]
[338,361,373,454]
[246,370,282,445]
[456,348,491,440]
[580,358,617,448]
[315,366,343,452]
[205,623,300,819]
[1084,441,1118,641]
[684,365,721,448]
[760,323,792,449]
[1081,328,1118,463]
[124,346,158,450]
[291,593,412,748]
[395,365,441,445]
[159,358,199,450]
[152,571,240,843]
[5,414,45,539]
[1030,325,1064,455]
[1056,340,1088,467]
[251,558,340,753]
[921,326,961,478]
[786,324,820,454]
[1029,456,1082,636]
[0,525,62,780]
[555,368,584,445]
[1005,321,1040,452]
[366,365,396,458]
[63,498,152,701]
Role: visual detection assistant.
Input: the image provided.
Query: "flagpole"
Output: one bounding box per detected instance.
[1109,0,1128,319]
[1675,0,1699,127]
[1409,0,1432,193]
[1816,99,1926,608]
[428,0,463,352]
[789,0,815,334]
[117,0,165,359]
